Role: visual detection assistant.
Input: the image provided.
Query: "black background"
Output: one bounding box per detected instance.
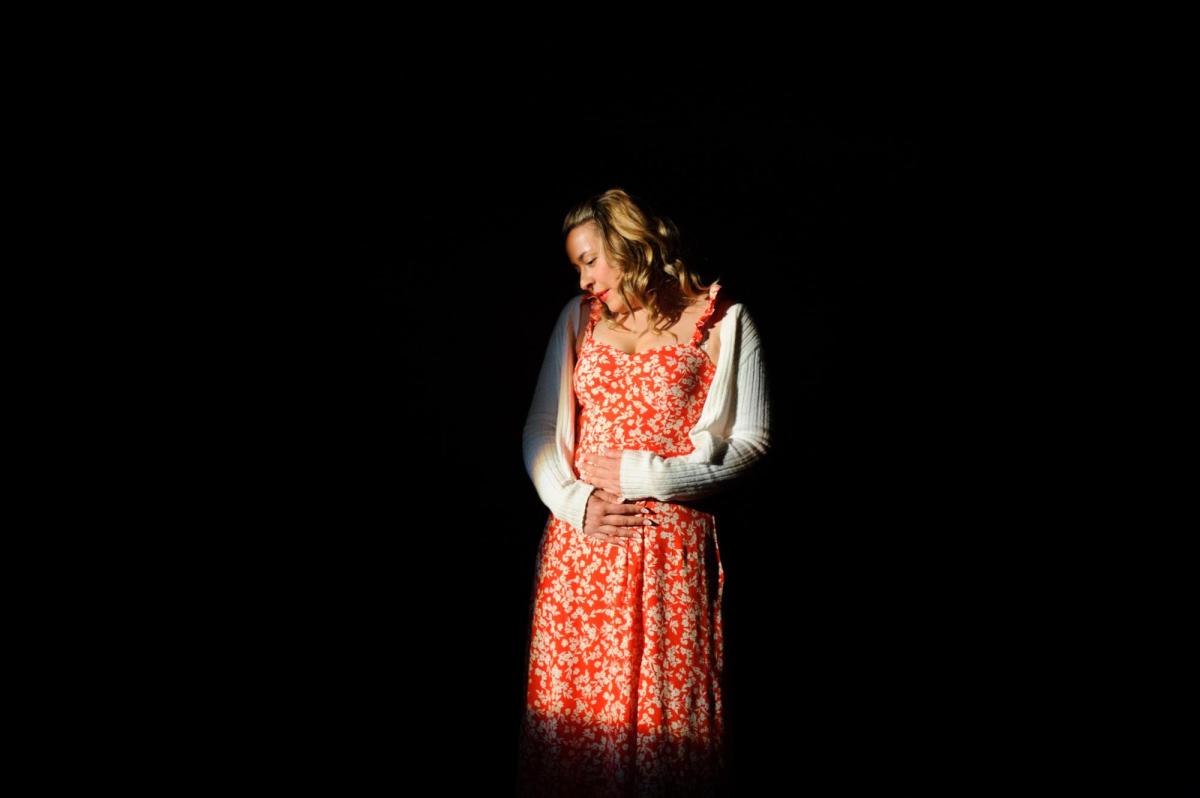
[194,62,1035,793]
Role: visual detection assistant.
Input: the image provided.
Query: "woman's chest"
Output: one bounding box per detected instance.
[589,311,701,356]
[573,339,715,408]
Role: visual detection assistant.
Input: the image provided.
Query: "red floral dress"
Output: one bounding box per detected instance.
[517,285,727,797]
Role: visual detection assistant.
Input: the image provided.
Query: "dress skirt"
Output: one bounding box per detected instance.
[516,499,726,797]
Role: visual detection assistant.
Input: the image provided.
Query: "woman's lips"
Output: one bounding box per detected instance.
[598,290,610,301]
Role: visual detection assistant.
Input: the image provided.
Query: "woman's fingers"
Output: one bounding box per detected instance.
[582,472,619,495]
[590,529,638,541]
[587,525,631,541]
[609,504,654,525]
[579,448,624,495]
[583,486,659,542]
[591,506,658,541]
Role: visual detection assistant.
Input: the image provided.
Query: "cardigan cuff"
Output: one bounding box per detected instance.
[619,449,674,501]
[558,478,598,534]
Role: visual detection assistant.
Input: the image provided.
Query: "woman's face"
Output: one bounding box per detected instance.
[566,222,634,313]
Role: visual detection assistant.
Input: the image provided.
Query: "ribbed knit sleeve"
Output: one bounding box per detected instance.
[617,303,773,501]
[522,297,597,532]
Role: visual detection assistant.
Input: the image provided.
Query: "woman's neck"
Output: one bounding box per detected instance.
[614,305,652,330]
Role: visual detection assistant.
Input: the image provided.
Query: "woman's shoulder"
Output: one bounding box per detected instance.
[553,293,589,322]
[706,286,763,345]
[545,295,589,346]
[706,280,755,315]
[573,293,604,314]
[562,294,598,339]
[702,280,742,324]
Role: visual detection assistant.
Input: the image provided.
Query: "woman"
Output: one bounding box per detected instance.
[517,188,773,797]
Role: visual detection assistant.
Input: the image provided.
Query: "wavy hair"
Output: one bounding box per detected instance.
[562,187,720,342]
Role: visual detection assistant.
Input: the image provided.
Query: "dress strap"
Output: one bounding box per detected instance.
[689,282,722,346]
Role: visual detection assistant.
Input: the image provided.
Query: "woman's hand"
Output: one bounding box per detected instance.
[582,488,655,543]
[578,447,624,496]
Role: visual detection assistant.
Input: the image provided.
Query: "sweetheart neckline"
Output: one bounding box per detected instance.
[585,336,716,367]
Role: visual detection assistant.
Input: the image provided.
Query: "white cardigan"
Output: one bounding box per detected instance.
[521,292,773,533]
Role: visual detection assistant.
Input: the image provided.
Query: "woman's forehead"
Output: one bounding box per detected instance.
[566,226,599,259]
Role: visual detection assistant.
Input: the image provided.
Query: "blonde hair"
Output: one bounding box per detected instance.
[562,187,720,342]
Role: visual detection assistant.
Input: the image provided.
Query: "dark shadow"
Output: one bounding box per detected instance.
[515,707,727,797]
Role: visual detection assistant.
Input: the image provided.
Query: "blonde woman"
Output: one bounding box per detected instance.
[517,188,774,796]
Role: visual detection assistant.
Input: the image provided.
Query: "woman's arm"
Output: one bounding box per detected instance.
[521,298,596,531]
[617,304,773,501]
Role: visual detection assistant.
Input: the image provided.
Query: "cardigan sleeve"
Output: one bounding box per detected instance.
[521,297,597,532]
[617,303,773,501]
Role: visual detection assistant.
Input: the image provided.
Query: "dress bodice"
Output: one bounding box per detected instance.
[572,284,722,469]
